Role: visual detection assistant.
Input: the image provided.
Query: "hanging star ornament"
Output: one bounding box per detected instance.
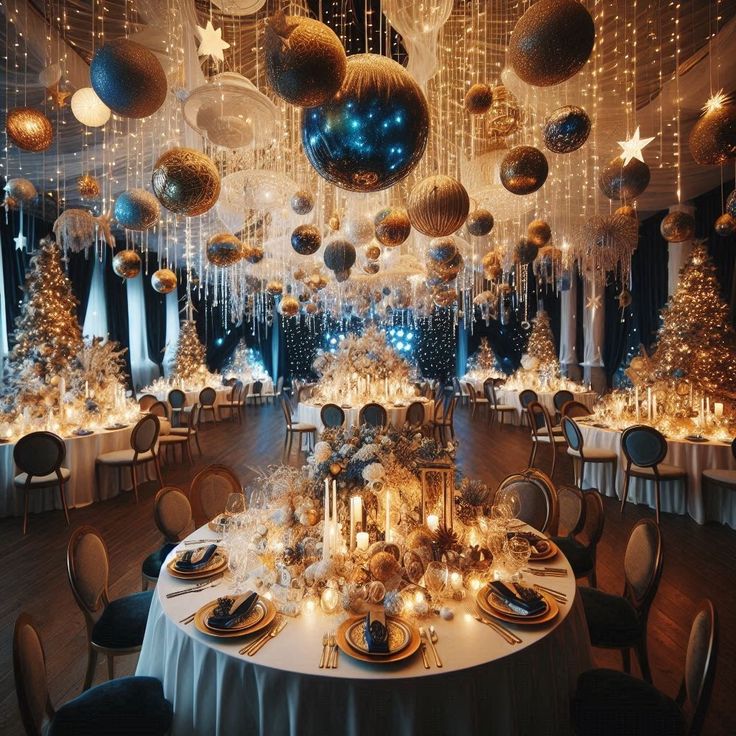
[703,90,730,114]
[617,126,655,165]
[585,294,602,311]
[47,85,71,108]
[196,20,230,62]
[14,234,27,251]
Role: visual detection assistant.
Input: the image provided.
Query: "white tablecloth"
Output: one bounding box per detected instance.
[577,422,736,526]
[137,525,592,736]
[155,381,274,414]
[0,425,151,517]
[496,389,597,425]
[297,399,434,433]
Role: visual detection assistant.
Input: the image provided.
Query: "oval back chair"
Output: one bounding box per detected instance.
[138,393,158,411]
[189,464,242,527]
[198,387,218,423]
[553,390,574,413]
[148,400,170,420]
[320,403,345,428]
[495,467,559,534]
[359,403,388,429]
[562,400,592,418]
[406,401,426,429]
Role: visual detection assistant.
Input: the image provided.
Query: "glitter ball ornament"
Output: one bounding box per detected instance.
[114,189,160,231]
[715,213,736,237]
[279,295,300,317]
[599,156,650,201]
[482,251,502,280]
[4,178,37,203]
[112,250,142,279]
[615,204,637,219]
[363,261,380,275]
[660,211,695,243]
[543,105,591,153]
[514,238,539,265]
[465,83,493,115]
[77,173,100,199]
[265,12,347,108]
[374,206,411,247]
[90,38,167,119]
[466,208,494,237]
[301,54,429,192]
[433,288,457,307]
[487,85,523,138]
[291,224,322,255]
[266,280,284,295]
[428,251,464,281]
[243,244,264,264]
[151,147,221,217]
[334,269,351,283]
[617,289,633,308]
[428,237,458,265]
[408,175,470,237]
[342,214,374,246]
[527,219,552,247]
[207,233,243,266]
[500,146,548,195]
[290,189,315,215]
[6,108,53,152]
[323,238,357,272]
[70,87,111,127]
[509,0,595,87]
[688,103,736,166]
[365,243,381,260]
[151,268,177,294]
[727,190,736,218]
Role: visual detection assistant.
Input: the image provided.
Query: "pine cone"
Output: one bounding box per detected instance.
[432,522,459,556]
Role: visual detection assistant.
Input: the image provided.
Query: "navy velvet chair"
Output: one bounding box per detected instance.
[320,403,345,428]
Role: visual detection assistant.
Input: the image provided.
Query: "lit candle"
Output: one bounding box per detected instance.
[356,531,369,551]
[323,479,329,560]
[84,380,89,399]
[450,571,463,591]
[706,397,711,423]
[426,514,439,532]
[385,490,391,542]
[647,388,652,421]
[652,393,657,421]
[635,385,640,422]
[714,402,724,418]
[350,495,362,550]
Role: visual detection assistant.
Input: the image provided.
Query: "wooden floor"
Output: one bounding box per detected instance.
[1,401,734,735]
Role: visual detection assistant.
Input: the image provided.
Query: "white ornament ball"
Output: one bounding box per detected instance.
[342,214,374,246]
[38,63,63,88]
[71,87,112,128]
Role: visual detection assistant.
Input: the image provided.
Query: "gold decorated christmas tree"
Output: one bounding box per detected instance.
[173,321,208,382]
[526,310,559,374]
[467,338,497,373]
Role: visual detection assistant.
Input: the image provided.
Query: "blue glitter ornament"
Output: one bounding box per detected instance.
[114,189,160,231]
[543,105,591,154]
[301,54,429,192]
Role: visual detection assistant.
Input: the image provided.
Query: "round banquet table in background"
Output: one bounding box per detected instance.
[297,398,434,433]
[152,380,273,419]
[496,388,597,425]
[0,424,154,517]
[576,421,736,526]
[137,524,592,736]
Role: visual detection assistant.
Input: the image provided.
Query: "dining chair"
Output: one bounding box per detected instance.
[485,380,515,428]
[147,400,171,421]
[66,526,154,690]
[552,389,574,422]
[433,395,457,445]
[13,612,173,736]
[189,464,243,528]
[406,401,426,431]
[198,386,218,423]
[579,518,663,682]
[452,376,466,406]
[464,382,489,419]
[561,399,593,418]
[296,384,315,404]
[320,403,345,428]
[13,431,70,535]
[168,402,202,457]
[166,388,186,427]
[95,414,163,503]
[279,394,317,458]
[572,599,717,736]
[562,416,618,490]
[141,486,194,590]
[157,421,192,466]
[494,467,559,534]
[620,425,688,525]
[527,401,566,481]
[359,402,388,429]
[260,377,279,404]
[701,437,736,498]
[138,393,158,412]
[518,388,538,427]
[249,380,264,406]
[219,381,244,424]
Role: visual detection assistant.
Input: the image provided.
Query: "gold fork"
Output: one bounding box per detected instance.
[248,618,287,655]
[318,632,329,668]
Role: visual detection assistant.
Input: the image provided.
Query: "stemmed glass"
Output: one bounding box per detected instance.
[504,535,532,582]
[424,561,449,605]
[224,492,245,517]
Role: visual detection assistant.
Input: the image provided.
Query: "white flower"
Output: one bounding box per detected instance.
[362,462,385,483]
[313,442,333,464]
[353,443,379,461]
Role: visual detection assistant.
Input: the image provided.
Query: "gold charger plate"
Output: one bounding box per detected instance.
[530,539,559,561]
[336,616,421,664]
[167,550,228,580]
[345,617,412,657]
[484,588,550,620]
[476,587,559,626]
[193,597,276,639]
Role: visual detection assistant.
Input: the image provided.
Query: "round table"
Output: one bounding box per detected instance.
[297,399,434,433]
[136,525,592,735]
[496,388,597,425]
[577,421,736,526]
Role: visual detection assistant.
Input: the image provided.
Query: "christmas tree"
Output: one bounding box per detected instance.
[173,321,208,382]
[223,340,268,381]
[466,337,499,375]
[525,310,559,374]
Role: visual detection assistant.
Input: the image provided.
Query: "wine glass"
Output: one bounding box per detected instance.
[226,537,250,593]
[424,561,449,604]
[224,492,245,517]
[504,535,532,582]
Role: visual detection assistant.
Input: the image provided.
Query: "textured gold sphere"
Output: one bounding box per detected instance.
[323,238,357,272]
[660,211,695,243]
[243,244,264,264]
[290,189,315,215]
[365,244,381,260]
[527,219,552,246]
[428,251,463,281]
[542,105,591,153]
[291,224,322,255]
[428,237,458,265]
[151,147,221,217]
[77,173,100,199]
[509,0,595,87]
[433,288,458,308]
[514,238,539,265]
[500,146,549,195]
[112,249,142,279]
[4,178,37,202]
[374,206,411,247]
[266,280,284,295]
[482,251,502,280]
[151,268,177,294]
[615,205,637,219]
[715,213,736,237]
[207,233,243,267]
[6,107,53,152]
[328,213,341,231]
[688,105,736,166]
[279,295,300,317]
[465,83,494,115]
[599,156,650,201]
[617,289,633,308]
[408,175,470,237]
[363,261,380,275]
[466,208,494,237]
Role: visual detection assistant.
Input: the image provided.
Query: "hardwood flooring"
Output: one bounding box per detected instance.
[0,401,734,735]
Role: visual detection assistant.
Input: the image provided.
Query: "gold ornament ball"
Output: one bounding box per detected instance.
[617,289,633,308]
[305,302,319,315]
[329,462,343,476]
[660,211,695,243]
[465,83,493,115]
[363,261,380,275]
[509,0,595,87]
[328,213,341,231]
[715,213,736,237]
[151,147,221,217]
[428,237,458,265]
[527,219,552,246]
[290,189,315,215]
[266,280,284,296]
[365,243,381,260]
[688,104,736,166]
[6,107,53,152]
[482,251,502,280]
[487,85,522,138]
[433,288,458,308]
[279,295,300,317]
[291,224,322,256]
[77,173,100,199]
[374,206,411,247]
[599,156,650,201]
[4,178,37,202]
[112,250,142,279]
[514,238,539,265]
[323,238,357,272]
[466,208,494,237]
[408,175,470,237]
[369,551,401,583]
[207,233,243,267]
[500,146,549,195]
[429,251,463,281]
[243,244,264,264]
[615,204,638,219]
[151,268,177,294]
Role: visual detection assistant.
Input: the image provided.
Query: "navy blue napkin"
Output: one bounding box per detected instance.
[174,544,218,572]
[489,580,546,616]
[207,592,259,629]
[364,610,389,653]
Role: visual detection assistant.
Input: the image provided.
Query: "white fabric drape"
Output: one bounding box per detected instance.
[0,239,8,372]
[559,272,578,370]
[82,257,109,339]
[126,274,160,388]
[162,291,181,377]
[582,275,604,368]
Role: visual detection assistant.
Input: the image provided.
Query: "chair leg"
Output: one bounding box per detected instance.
[621,647,631,674]
[186,440,194,465]
[528,441,537,469]
[550,443,557,480]
[654,478,661,526]
[131,463,139,504]
[107,655,114,681]
[620,471,631,515]
[58,481,70,526]
[22,482,30,535]
[195,433,202,455]
[635,636,653,682]
[153,455,164,489]
[579,460,586,489]
[83,647,97,691]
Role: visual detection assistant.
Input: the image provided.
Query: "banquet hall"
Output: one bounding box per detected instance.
[1,0,735,734]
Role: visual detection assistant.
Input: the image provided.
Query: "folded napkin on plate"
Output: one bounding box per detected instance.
[174,544,218,572]
[489,581,546,616]
[364,610,389,653]
[207,592,259,629]
[506,531,551,556]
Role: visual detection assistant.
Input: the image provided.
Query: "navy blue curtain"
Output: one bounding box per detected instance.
[140,252,168,372]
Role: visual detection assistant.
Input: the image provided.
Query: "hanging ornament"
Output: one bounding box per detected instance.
[615,204,637,219]
[464,83,493,115]
[301,54,430,192]
[291,224,322,255]
[543,105,591,154]
[363,261,380,275]
[427,237,458,265]
[306,272,328,291]
[365,243,381,260]
[38,63,62,88]
[466,208,494,237]
[617,289,633,309]
[53,209,115,252]
[77,174,100,199]
[509,0,595,87]
[514,238,539,265]
[278,295,300,317]
[408,175,470,237]
[6,108,53,152]
[4,178,37,203]
[617,126,655,166]
[328,213,341,232]
[90,39,168,119]
[581,215,639,272]
[487,85,523,138]
[151,269,178,294]
[243,244,264,264]
[527,220,552,247]
[151,147,221,217]
[206,233,243,266]
[500,146,548,195]
[266,280,284,296]
[342,214,374,246]
[196,20,231,62]
[334,269,351,283]
[715,213,736,237]
[688,92,736,166]
[114,190,160,231]
[112,250,142,279]
[47,86,71,108]
[290,189,314,215]
[265,12,347,107]
[433,288,457,308]
[70,87,111,127]
[598,156,650,201]
[660,211,695,243]
[323,238,357,272]
[374,206,411,246]
[482,251,502,280]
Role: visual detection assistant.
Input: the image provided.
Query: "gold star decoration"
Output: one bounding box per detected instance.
[196,20,230,62]
[617,126,655,166]
[47,85,71,108]
[703,89,730,114]
[585,294,602,311]
[94,210,116,249]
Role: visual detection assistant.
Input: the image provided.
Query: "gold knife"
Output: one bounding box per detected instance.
[248,619,287,656]
[420,642,430,669]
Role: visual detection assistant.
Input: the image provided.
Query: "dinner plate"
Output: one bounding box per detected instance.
[685,435,709,443]
[194,597,276,639]
[345,616,412,657]
[166,550,228,579]
[104,423,128,430]
[484,588,550,620]
[476,588,559,626]
[336,616,420,664]
[530,539,559,561]
[72,429,94,436]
